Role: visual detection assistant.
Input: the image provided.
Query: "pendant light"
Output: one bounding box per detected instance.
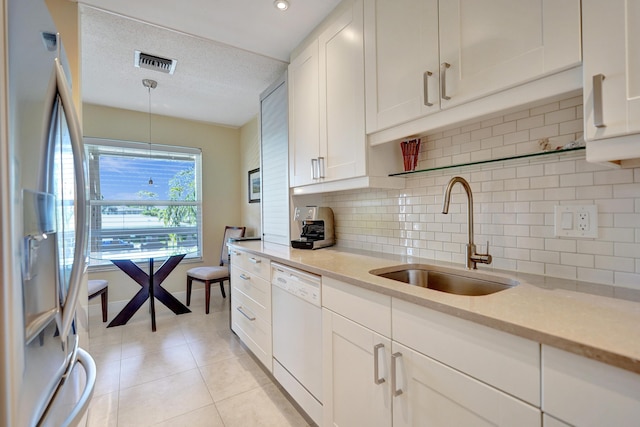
[142,79,157,185]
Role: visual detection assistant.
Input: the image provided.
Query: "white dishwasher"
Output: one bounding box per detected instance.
[271,263,322,425]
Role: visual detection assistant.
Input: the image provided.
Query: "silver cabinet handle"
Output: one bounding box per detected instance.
[373,343,386,385]
[249,257,261,264]
[239,273,250,281]
[441,62,451,101]
[236,306,256,321]
[423,71,433,106]
[311,158,318,179]
[391,352,403,396]
[232,251,241,256]
[593,74,606,128]
[318,156,325,178]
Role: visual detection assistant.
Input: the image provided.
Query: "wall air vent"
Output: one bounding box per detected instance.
[134,50,177,75]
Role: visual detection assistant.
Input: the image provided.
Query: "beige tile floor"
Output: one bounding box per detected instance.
[86,289,313,427]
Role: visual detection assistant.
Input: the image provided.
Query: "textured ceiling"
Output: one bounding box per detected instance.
[79,0,341,127]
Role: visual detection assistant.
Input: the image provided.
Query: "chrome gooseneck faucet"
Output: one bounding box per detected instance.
[442,176,492,269]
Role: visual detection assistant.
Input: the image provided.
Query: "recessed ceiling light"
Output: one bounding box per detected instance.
[274,0,289,11]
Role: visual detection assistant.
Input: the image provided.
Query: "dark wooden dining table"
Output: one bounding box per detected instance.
[104,250,192,331]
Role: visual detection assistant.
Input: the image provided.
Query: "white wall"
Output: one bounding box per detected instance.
[83,103,242,304]
[319,95,640,298]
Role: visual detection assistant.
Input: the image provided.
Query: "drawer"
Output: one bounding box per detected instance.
[231,291,272,370]
[322,276,391,337]
[231,265,270,316]
[231,266,271,321]
[229,249,271,280]
[392,298,540,406]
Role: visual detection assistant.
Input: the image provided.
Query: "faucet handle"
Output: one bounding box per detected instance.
[484,240,490,255]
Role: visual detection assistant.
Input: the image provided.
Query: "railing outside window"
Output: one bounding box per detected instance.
[85,138,202,267]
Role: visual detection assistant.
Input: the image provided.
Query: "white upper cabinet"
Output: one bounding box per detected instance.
[319,0,366,182]
[439,0,581,109]
[364,0,439,133]
[365,0,582,135]
[289,40,320,187]
[289,0,366,187]
[583,0,640,165]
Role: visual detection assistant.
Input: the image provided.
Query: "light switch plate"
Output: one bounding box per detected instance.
[554,205,598,238]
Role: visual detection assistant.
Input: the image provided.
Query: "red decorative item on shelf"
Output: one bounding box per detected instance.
[400,138,421,171]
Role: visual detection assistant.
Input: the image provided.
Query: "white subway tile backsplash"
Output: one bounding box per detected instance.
[613,272,640,290]
[319,96,640,290]
[595,255,635,272]
[594,169,635,185]
[560,172,594,187]
[545,264,577,280]
[561,252,595,268]
[577,268,614,285]
[517,115,544,131]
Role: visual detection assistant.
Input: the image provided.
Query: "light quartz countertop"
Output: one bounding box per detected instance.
[229,240,640,375]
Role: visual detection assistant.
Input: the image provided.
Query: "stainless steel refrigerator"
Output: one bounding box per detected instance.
[1,0,96,425]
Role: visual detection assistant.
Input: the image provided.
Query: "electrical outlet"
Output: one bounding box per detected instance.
[554,205,598,238]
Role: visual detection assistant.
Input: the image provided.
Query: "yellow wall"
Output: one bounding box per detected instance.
[83,103,242,304]
[240,115,261,237]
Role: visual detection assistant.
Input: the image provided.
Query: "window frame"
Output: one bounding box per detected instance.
[84,137,203,270]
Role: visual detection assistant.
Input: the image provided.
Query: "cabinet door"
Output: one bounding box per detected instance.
[438,0,581,109]
[392,342,541,427]
[260,75,290,245]
[364,0,439,133]
[288,40,319,187]
[319,0,366,182]
[583,0,640,141]
[322,308,392,427]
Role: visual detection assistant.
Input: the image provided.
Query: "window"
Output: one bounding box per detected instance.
[85,138,202,267]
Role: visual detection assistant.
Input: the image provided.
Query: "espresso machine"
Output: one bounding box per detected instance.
[291,206,335,249]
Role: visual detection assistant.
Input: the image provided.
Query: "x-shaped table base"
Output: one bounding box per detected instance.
[107,254,191,331]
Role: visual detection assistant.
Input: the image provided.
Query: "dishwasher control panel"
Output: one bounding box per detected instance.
[271,263,321,306]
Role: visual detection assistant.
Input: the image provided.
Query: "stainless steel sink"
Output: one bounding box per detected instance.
[370,265,518,296]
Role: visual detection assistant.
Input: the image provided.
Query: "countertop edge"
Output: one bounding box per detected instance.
[230,241,640,376]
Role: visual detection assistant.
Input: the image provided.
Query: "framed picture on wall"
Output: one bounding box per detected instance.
[248,168,261,203]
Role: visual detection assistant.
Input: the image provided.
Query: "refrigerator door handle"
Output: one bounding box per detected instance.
[60,348,96,427]
[53,57,89,344]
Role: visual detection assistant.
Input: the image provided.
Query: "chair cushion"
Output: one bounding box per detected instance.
[187,266,229,281]
[88,279,108,295]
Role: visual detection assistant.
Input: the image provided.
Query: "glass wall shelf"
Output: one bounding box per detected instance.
[389,146,585,177]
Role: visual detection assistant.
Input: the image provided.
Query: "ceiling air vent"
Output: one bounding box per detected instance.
[134,50,177,75]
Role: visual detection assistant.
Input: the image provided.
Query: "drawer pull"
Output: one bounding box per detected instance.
[249,257,261,264]
[239,273,251,281]
[392,352,403,397]
[236,306,256,321]
[232,251,242,256]
[441,62,451,101]
[593,73,606,128]
[373,343,386,385]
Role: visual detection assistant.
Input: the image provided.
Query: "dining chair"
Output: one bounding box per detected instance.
[186,225,246,314]
[88,279,109,322]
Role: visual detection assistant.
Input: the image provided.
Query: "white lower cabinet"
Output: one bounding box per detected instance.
[321,278,542,427]
[229,250,272,371]
[322,309,392,427]
[542,345,640,427]
[392,341,540,427]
